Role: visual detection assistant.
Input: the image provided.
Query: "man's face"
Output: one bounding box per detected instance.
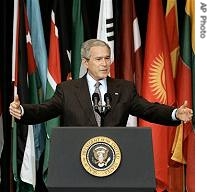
[83,46,111,80]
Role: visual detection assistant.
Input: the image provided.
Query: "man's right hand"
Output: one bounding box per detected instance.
[9,95,22,119]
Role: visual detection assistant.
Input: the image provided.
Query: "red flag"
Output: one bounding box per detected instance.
[43,6,62,180]
[165,0,179,78]
[175,0,195,191]
[119,0,142,87]
[47,10,61,86]
[140,0,176,190]
[165,1,186,191]
[119,0,143,126]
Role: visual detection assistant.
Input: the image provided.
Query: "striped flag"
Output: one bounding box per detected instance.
[26,0,47,97]
[12,0,43,190]
[43,5,61,181]
[97,0,115,77]
[119,0,143,127]
[26,0,47,165]
[54,0,72,81]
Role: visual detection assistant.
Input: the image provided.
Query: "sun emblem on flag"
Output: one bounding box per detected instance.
[149,52,167,104]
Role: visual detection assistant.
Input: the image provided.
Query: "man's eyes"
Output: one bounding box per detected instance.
[95,57,110,61]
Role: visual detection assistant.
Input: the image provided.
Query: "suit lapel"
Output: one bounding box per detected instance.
[74,76,121,126]
[107,77,120,110]
[75,75,97,125]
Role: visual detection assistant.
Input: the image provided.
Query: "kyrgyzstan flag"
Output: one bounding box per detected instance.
[140,0,176,190]
[119,0,143,126]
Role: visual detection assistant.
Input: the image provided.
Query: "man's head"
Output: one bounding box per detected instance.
[81,39,111,81]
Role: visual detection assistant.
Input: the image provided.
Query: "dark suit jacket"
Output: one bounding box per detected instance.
[21,75,180,127]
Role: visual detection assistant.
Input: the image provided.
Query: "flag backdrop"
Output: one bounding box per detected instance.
[97,0,115,77]
[165,0,185,191]
[1,1,195,191]
[12,0,43,190]
[175,0,195,191]
[43,2,61,181]
[119,0,143,127]
[26,0,47,165]
[71,0,85,79]
[139,0,176,191]
[47,0,72,81]
[12,0,35,190]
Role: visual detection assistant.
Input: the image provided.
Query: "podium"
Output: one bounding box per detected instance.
[46,127,156,192]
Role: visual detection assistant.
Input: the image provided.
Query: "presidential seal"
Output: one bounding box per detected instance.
[80,136,121,177]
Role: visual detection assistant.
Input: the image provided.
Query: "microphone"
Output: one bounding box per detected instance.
[104,93,112,110]
[92,93,100,111]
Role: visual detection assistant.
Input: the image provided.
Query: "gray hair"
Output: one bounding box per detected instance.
[81,39,111,59]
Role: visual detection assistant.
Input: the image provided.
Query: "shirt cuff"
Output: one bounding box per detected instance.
[172,108,178,121]
[20,105,24,116]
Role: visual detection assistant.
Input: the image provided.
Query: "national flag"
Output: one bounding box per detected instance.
[43,3,61,181]
[50,0,72,81]
[26,0,47,97]
[12,0,35,190]
[119,0,143,127]
[139,0,176,191]
[165,0,180,161]
[165,0,180,78]
[12,0,43,190]
[26,0,47,165]
[175,0,195,191]
[165,0,185,191]
[71,0,85,79]
[97,0,115,77]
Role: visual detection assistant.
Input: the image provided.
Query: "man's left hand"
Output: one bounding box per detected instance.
[176,100,193,123]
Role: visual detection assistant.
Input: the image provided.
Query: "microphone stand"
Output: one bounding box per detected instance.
[94,105,111,127]
[92,92,112,126]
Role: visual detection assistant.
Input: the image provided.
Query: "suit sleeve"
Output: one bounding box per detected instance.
[19,84,64,125]
[129,83,180,126]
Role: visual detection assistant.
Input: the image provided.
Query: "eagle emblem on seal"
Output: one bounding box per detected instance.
[81,136,121,177]
[92,146,111,167]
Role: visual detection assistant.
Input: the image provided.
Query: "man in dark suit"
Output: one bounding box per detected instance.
[9,39,193,192]
[10,38,193,125]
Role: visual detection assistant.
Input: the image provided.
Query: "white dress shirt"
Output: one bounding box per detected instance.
[86,73,107,107]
